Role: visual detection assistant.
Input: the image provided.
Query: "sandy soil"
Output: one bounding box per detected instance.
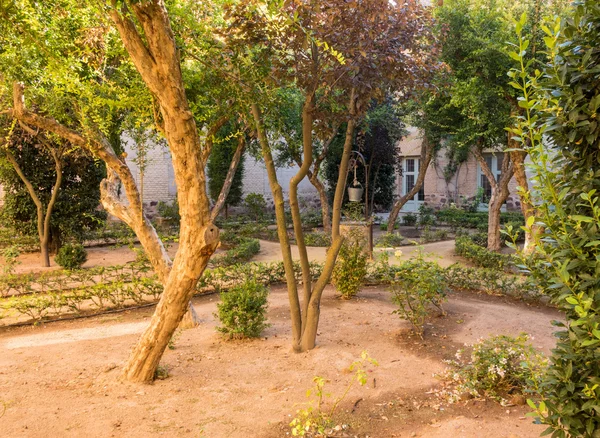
[0,284,562,438]
[252,239,463,268]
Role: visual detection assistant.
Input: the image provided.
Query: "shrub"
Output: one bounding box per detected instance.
[211,237,260,267]
[54,243,87,270]
[418,204,435,226]
[304,231,331,247]
[157,198,180,223]
[215,279,270,339]
[342,202,364,222]
[434,208,525,230]
[244,193,267,221]
[1,246,21,275]
[455,236,511,270]
[402,213,417,226]
[300,209,322,229]
[439,334,547,403]
[332,228,367,299]
[375,232,404,247]
[444,265,540,300]
[379,221,398,231]
[389,251,446,337]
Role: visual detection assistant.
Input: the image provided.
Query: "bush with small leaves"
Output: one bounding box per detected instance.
[244,193,267,221]
[215,279,270,339]
[304,231,331,247]
[54,243,87,270]
[332,228,367,299]
[402,213,417,226]
[455,236,512,270]
[439,334,547,404]
[390,251,446,337]
[375,232,404,248]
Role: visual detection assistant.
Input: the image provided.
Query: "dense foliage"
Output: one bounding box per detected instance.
[509,2,600,436]
[215,280,270,339]
[0,131,106,248]
[332,228,368,299]
[54,243,88,270]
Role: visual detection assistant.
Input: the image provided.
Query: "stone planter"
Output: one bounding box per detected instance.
[340,221,373,256]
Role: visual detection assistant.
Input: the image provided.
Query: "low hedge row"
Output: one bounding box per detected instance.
[0,250,540,325]
[455,235,513,270]
[435,209,524,230]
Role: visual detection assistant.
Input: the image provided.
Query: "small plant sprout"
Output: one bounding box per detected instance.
[289,351,378,437]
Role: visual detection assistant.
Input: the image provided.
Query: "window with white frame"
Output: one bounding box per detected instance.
[403,157,425,201]
[477,153,503,203]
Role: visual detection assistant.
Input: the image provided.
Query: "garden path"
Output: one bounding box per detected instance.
[14,238,461,273]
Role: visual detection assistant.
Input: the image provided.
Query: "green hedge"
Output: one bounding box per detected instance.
[455,235,513,270]
[435,209,524,229]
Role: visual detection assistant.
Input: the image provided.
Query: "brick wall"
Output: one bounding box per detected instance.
[121,135,319,215]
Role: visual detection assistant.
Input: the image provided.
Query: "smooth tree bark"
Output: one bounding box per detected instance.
[293,127,339,234]
[1,130,63,267]
[10,0,231,382]
[509,148,539,254]
[251,103,344,352]
[473,147,514,252]
[332,91,358,241]
[210,135,246,222]
[387,136,434,232]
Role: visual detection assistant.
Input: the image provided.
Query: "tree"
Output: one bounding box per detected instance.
[0,124,105,265]
[227,0,435,351]
[324,101,404,218]
[428,0,570,251]
[207,124,246,219]
[386,93,448,232]
[1,0,248,382]
[271,87,339,233]
[509,3,600,435]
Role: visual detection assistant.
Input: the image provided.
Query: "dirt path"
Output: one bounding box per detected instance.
[0,285,561,437]
[14,238,462,274]
[253,238,463,267]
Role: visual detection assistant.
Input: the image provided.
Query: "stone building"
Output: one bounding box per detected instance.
[395,127,522,213]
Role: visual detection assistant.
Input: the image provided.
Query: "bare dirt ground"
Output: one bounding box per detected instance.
[0,283,562,438]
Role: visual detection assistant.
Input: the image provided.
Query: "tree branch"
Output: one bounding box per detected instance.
[472,146,498,191]
[10,81,172,282]
[210,134,246,221]
[201,115,229,164]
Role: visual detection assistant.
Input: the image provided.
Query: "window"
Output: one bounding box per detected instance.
[478,154,502,203]
[403,158,425,201]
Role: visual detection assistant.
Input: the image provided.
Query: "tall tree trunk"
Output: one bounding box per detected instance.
[332,90,357,240]
[252,103,345,352]
[251,104,303,348]
[308,170,331,233]
[12,1,225,382]
[296,127,338,235]
[387,136,433,232]
[210,135,246,222]
[510,148,538,254]
[3,138,62,268]
[473,147,514,252]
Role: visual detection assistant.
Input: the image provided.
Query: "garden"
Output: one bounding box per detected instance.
[1,0,600,437]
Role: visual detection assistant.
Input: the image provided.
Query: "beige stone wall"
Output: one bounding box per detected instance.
[396,128,522,211]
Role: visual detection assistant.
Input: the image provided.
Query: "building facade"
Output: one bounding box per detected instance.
[395,127,522,213]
